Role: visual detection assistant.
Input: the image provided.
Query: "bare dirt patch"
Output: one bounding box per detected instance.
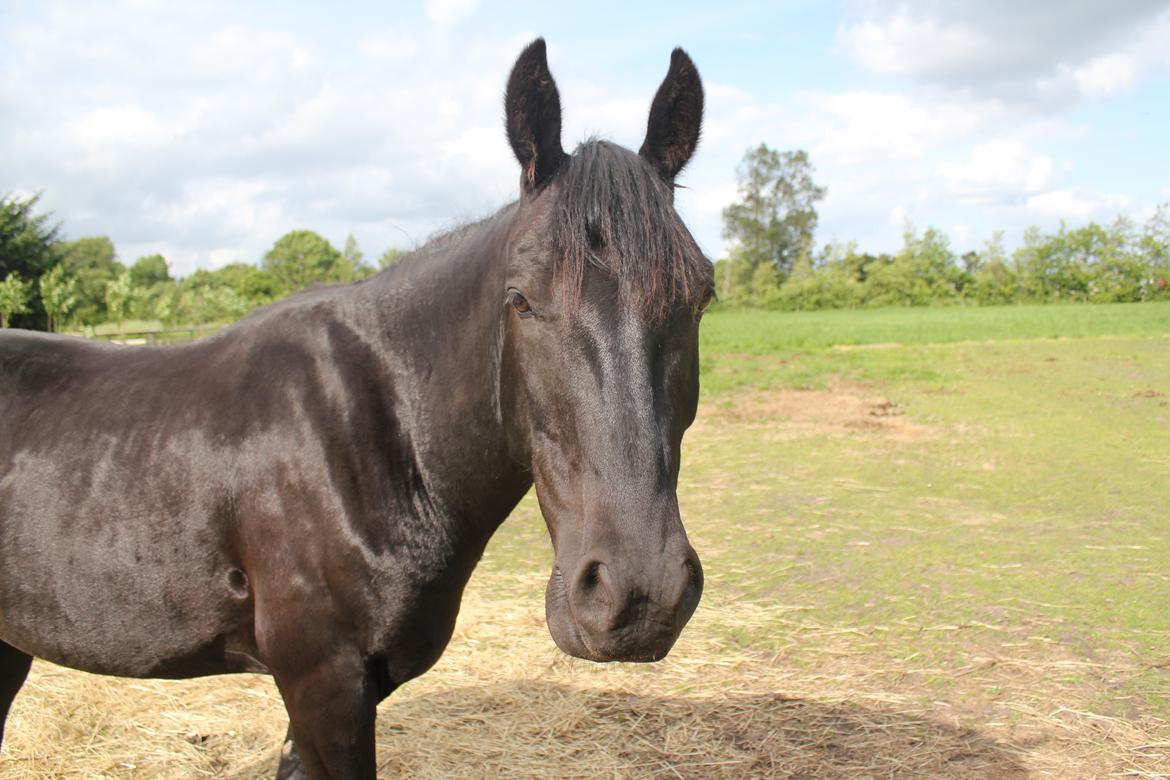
[698,381,939,441]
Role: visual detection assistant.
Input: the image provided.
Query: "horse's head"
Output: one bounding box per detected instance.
[499,40,713,662]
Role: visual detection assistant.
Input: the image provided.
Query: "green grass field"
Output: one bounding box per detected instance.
[5,302,1168,778]
[697,305,1170,673]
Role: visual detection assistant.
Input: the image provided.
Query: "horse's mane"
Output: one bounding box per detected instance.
[551,140,713,320]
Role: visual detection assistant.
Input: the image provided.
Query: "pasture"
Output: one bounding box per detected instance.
[2,302,1168,778]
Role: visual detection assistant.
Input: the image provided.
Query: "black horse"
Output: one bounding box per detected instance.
[0,39,712,779]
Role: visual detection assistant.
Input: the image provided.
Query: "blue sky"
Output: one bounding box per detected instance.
[2,0,1169,276]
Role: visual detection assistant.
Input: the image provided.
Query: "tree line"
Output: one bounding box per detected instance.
[0,193,405,332]
[715,143,1170,310]
[4,150,1169,333]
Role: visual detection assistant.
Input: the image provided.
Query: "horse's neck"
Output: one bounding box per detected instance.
[346,212,531,553]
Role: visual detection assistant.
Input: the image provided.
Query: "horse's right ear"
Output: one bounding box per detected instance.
[505,38,567,194]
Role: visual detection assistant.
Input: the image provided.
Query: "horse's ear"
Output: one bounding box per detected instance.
[505,38,567,194]
[639,48,704,183]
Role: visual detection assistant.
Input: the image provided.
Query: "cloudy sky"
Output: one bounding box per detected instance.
[3,0,1169,277]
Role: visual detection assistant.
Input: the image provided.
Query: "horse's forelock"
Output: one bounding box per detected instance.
[550,140,713,320]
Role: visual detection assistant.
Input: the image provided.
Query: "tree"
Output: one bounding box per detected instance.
[968,231,1017,305]
[748,261,782,307]
[340,234,375,279]
[262,230,345,293]
[40,264,77,332]
[61,235,123,325]
[722,144,827,284]
[1138,205,1169,267]
[129,253,171,287]
[170,269,252,325]
[0,273,32,328]
[378,248,406,268]
[152,287,175,325]
[713,250,758,307]
[0,193,61,329]
[104,269,134,332]
[213,263,282,307]
[1138,205,1170,299]
[866,224,961,306]
[776,255,861,311]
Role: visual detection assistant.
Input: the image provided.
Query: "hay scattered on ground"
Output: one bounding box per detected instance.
[2,574,1166,779]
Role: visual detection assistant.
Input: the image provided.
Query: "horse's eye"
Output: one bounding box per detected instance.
[507,289,534,318]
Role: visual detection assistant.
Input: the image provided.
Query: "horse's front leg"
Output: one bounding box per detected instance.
[271,646,379,780]
[274,724,307,780]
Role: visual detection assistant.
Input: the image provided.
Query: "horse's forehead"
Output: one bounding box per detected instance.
[506,150,710,323]
[507,208,558,276]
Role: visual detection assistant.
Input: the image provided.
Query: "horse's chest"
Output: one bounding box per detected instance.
[350,559,474,686]
[380,586,467,685]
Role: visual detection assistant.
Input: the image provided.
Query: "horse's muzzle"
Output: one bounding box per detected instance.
[545,543,703,662]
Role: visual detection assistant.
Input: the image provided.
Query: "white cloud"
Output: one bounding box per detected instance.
[155,179,280,236]
[836,1,1170,108]
[837,15,987,80]
[806,91,995,165]
[951,223,971,246]
[706,82,752,103]
[889,205,908,229]
[1072,53,1140,98]
[937,141,1054,204]
[73,104,177,154]
[562,94,648,148]
[1036,53,1144,105]
[699,97,786,151]
[1026,189,1132,221]
[0,3,541,275]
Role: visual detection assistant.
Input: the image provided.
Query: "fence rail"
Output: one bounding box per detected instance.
[84,324,225,345]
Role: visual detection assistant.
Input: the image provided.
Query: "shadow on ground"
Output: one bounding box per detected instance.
[353,681,1027,779]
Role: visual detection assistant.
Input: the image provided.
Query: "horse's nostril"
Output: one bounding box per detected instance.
[681,551,704,605]
[577,560,615,606]
[569,558,625,635]
[580,560,603,591]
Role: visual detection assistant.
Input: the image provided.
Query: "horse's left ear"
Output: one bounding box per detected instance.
[505,38,567,194]
[640,48,704,183]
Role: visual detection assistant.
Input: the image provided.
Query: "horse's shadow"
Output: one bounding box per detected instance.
[365,681,1028,779]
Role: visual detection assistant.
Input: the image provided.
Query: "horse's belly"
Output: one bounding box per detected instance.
[0,457,260,678]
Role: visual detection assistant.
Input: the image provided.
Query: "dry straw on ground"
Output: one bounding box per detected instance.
[2,572,1167,779]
